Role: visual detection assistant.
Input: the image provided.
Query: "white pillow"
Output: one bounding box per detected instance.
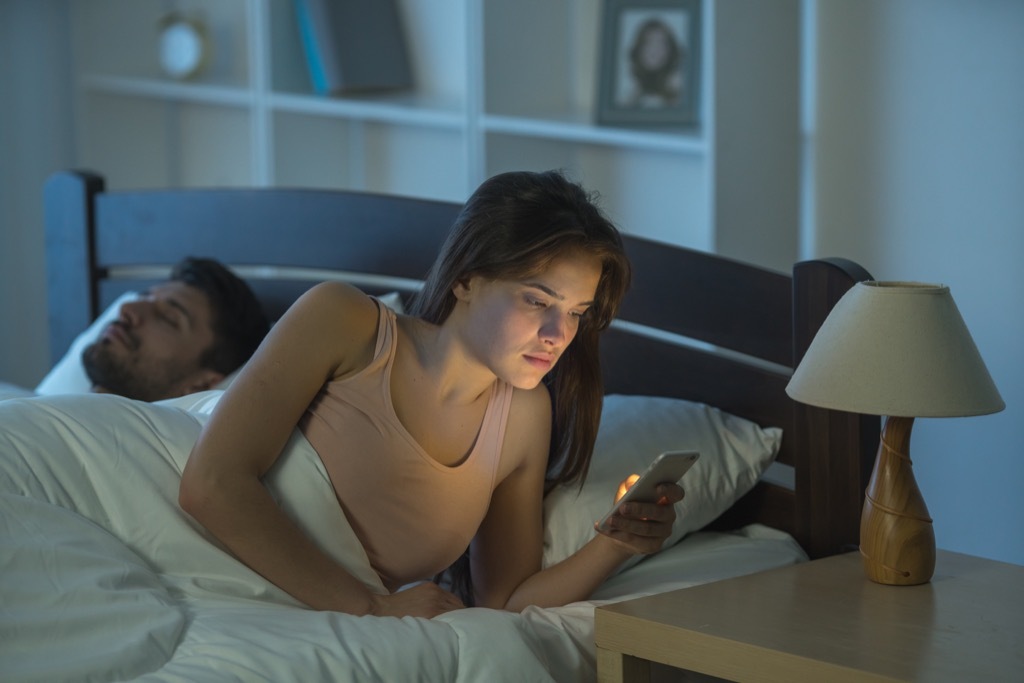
[36,291,139,395]
[542,394,782,573]
[377,290,406,314]
[36,289,409,396]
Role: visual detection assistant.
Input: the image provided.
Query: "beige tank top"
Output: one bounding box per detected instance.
[299,300,513,590]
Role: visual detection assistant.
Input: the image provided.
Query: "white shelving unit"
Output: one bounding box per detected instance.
[70,0,799,269]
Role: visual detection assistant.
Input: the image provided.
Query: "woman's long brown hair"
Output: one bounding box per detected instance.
[411,170,632,604]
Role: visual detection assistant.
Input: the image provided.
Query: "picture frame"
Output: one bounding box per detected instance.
[596,0,702,128]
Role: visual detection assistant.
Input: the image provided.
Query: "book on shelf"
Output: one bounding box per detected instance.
[294,0,413,95]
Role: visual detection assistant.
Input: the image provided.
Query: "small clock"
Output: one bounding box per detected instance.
[158,14,209,80]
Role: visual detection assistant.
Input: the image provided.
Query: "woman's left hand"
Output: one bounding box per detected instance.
[595,482,685,555]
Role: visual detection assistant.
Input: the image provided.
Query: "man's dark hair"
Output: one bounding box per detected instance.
[170,257,270,375]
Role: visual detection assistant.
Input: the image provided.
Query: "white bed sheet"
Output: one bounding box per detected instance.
[0,391,806,683]
[0,380,35,401]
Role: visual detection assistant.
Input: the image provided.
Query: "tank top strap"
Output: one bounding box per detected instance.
[477,379,514,491]
[372,297,397,358]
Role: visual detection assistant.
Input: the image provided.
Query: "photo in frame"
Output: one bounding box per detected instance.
[596,0,701,128]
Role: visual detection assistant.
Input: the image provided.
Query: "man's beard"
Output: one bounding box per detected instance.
[81,342,168,402]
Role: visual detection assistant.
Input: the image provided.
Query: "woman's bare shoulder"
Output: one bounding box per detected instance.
[267,282,382,372]
[504,383,554,465]
[284,281,380,330]
[297,280,377,312]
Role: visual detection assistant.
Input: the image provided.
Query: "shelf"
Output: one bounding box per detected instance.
[81,75,252,108]
[80,75,465,131]
[482,113,706,154]
[269,92,464,130]
[68,0,801,270]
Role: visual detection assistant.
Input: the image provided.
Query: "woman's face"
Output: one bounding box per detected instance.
[455,251,603,389]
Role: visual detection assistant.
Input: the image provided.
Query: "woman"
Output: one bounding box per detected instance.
[179,170,684,618]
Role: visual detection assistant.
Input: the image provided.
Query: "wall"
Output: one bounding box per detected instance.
[0,0,74,387]
[810,0,1024,565]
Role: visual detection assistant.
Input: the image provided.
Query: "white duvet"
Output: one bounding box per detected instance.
[0,391,806,683]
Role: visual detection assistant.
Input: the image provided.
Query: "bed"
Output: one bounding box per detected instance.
[0,170,878,682]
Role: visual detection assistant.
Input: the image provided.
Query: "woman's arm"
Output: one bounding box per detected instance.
[496,482,682,611]
[179,283,462,617]
[470,387,682,611]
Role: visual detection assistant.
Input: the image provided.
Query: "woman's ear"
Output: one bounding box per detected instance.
[452,277,473,302]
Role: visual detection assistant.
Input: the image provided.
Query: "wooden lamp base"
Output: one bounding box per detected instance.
[860,415,936,585]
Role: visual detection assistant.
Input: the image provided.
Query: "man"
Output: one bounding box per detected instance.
[81,257,270,402]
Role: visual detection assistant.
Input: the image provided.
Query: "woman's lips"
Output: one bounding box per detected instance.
[523,353,554,371]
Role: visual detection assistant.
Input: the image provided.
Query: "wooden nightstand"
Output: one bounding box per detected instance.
[595,550,1024,682]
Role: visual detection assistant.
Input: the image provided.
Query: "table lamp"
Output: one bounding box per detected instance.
[786,281,1004,585]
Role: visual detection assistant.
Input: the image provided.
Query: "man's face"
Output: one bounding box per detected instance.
[81,282,223,401]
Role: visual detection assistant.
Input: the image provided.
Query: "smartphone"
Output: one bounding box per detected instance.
[597,450,699,532]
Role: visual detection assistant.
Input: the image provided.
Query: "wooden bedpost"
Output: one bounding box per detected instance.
[791,258,879,559]
[44,170,105,366]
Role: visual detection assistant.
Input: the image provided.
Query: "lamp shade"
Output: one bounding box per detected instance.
[786,281,1004,418]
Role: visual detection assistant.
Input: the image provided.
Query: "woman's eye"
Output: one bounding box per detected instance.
[525,296,547,308]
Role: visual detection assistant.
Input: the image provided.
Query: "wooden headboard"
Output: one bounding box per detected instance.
[43,170,877,560]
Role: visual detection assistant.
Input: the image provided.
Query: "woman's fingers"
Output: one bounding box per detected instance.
[598,482,685,553]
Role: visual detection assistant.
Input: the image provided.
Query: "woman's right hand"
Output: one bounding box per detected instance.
[369,582,465,618]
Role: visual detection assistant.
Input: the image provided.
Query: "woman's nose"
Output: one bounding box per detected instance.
[540,311,568,346]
